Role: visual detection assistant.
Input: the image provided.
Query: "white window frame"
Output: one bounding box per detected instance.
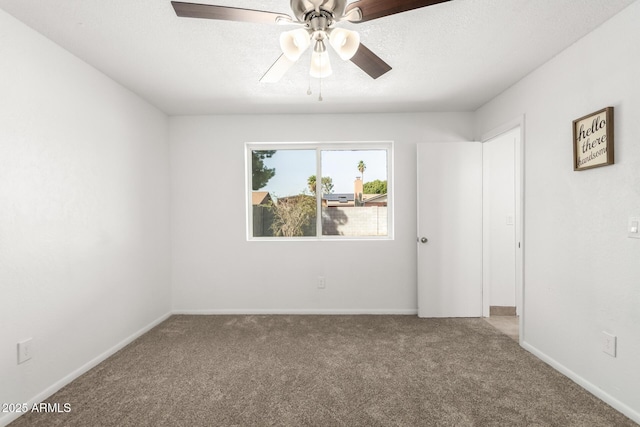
[245,141,394,241]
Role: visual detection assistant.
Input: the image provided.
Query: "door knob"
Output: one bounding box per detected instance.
[420,237,428,243]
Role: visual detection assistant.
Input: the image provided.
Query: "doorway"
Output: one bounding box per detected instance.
[483,127,520,316]
[482,124,524,343]
[417,123,524,341]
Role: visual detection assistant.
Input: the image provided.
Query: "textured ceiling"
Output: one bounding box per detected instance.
[0,0,636,115]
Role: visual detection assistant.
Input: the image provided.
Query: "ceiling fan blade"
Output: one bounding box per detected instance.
[350,43,392,79]
[345,0,451,23]
[260,54,296,83]
[171,1,291,24]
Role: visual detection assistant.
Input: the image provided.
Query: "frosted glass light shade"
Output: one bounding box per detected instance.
[310,50,332,78]
[329,28,360,60]
[279,29,311,61]
[309,51,333,79]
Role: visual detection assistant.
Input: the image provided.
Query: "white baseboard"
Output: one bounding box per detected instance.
[522,341,640,424]
[172,308,419,315]
[0,312,172,427]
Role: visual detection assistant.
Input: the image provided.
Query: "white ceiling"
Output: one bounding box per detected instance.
[0,0,636,115]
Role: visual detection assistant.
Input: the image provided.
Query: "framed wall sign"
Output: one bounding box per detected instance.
[572,107,614,171]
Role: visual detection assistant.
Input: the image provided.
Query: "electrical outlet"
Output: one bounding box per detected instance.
[602,332,617,357]
[17,339,33,364]
[317,276,326,289]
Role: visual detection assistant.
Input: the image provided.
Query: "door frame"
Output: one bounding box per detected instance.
[480,116,525,344]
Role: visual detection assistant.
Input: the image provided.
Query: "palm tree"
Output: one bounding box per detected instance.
[307,175,317,195]
[308,175,334,195]
[356,160,367,207]
[357,160,366,181]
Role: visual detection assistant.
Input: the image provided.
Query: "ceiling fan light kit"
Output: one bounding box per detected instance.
[171,0,451,87]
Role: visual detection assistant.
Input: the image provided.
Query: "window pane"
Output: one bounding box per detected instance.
[251,149,317,237]
[320,150,388,236]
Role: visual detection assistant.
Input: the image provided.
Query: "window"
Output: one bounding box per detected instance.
[247,142,392,240]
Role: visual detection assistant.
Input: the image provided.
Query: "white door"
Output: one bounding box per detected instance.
[417,142,483,318]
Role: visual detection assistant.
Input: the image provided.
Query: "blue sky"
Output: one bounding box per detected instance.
[257,149,387,197]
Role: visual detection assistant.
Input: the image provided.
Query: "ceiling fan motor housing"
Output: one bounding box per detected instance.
[291,0,347,23]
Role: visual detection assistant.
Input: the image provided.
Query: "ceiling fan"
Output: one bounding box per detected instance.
[171,0,451,83]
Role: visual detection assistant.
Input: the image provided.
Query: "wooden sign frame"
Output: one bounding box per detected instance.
[572,107,614,171]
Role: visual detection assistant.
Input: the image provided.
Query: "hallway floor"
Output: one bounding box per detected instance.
[484,316,519,341]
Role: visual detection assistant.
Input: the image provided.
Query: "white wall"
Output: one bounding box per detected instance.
[0,10,171,424]
[170,113,474,313]
[475,1,640,421]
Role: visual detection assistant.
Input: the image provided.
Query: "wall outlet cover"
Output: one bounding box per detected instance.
[317,276,326,289]
[602,332,617,357]
[17,339,33,364]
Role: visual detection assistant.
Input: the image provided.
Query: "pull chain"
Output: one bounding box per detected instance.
[318,51,323,102]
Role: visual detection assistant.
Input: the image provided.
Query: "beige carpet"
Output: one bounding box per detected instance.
[10,315,636,426]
